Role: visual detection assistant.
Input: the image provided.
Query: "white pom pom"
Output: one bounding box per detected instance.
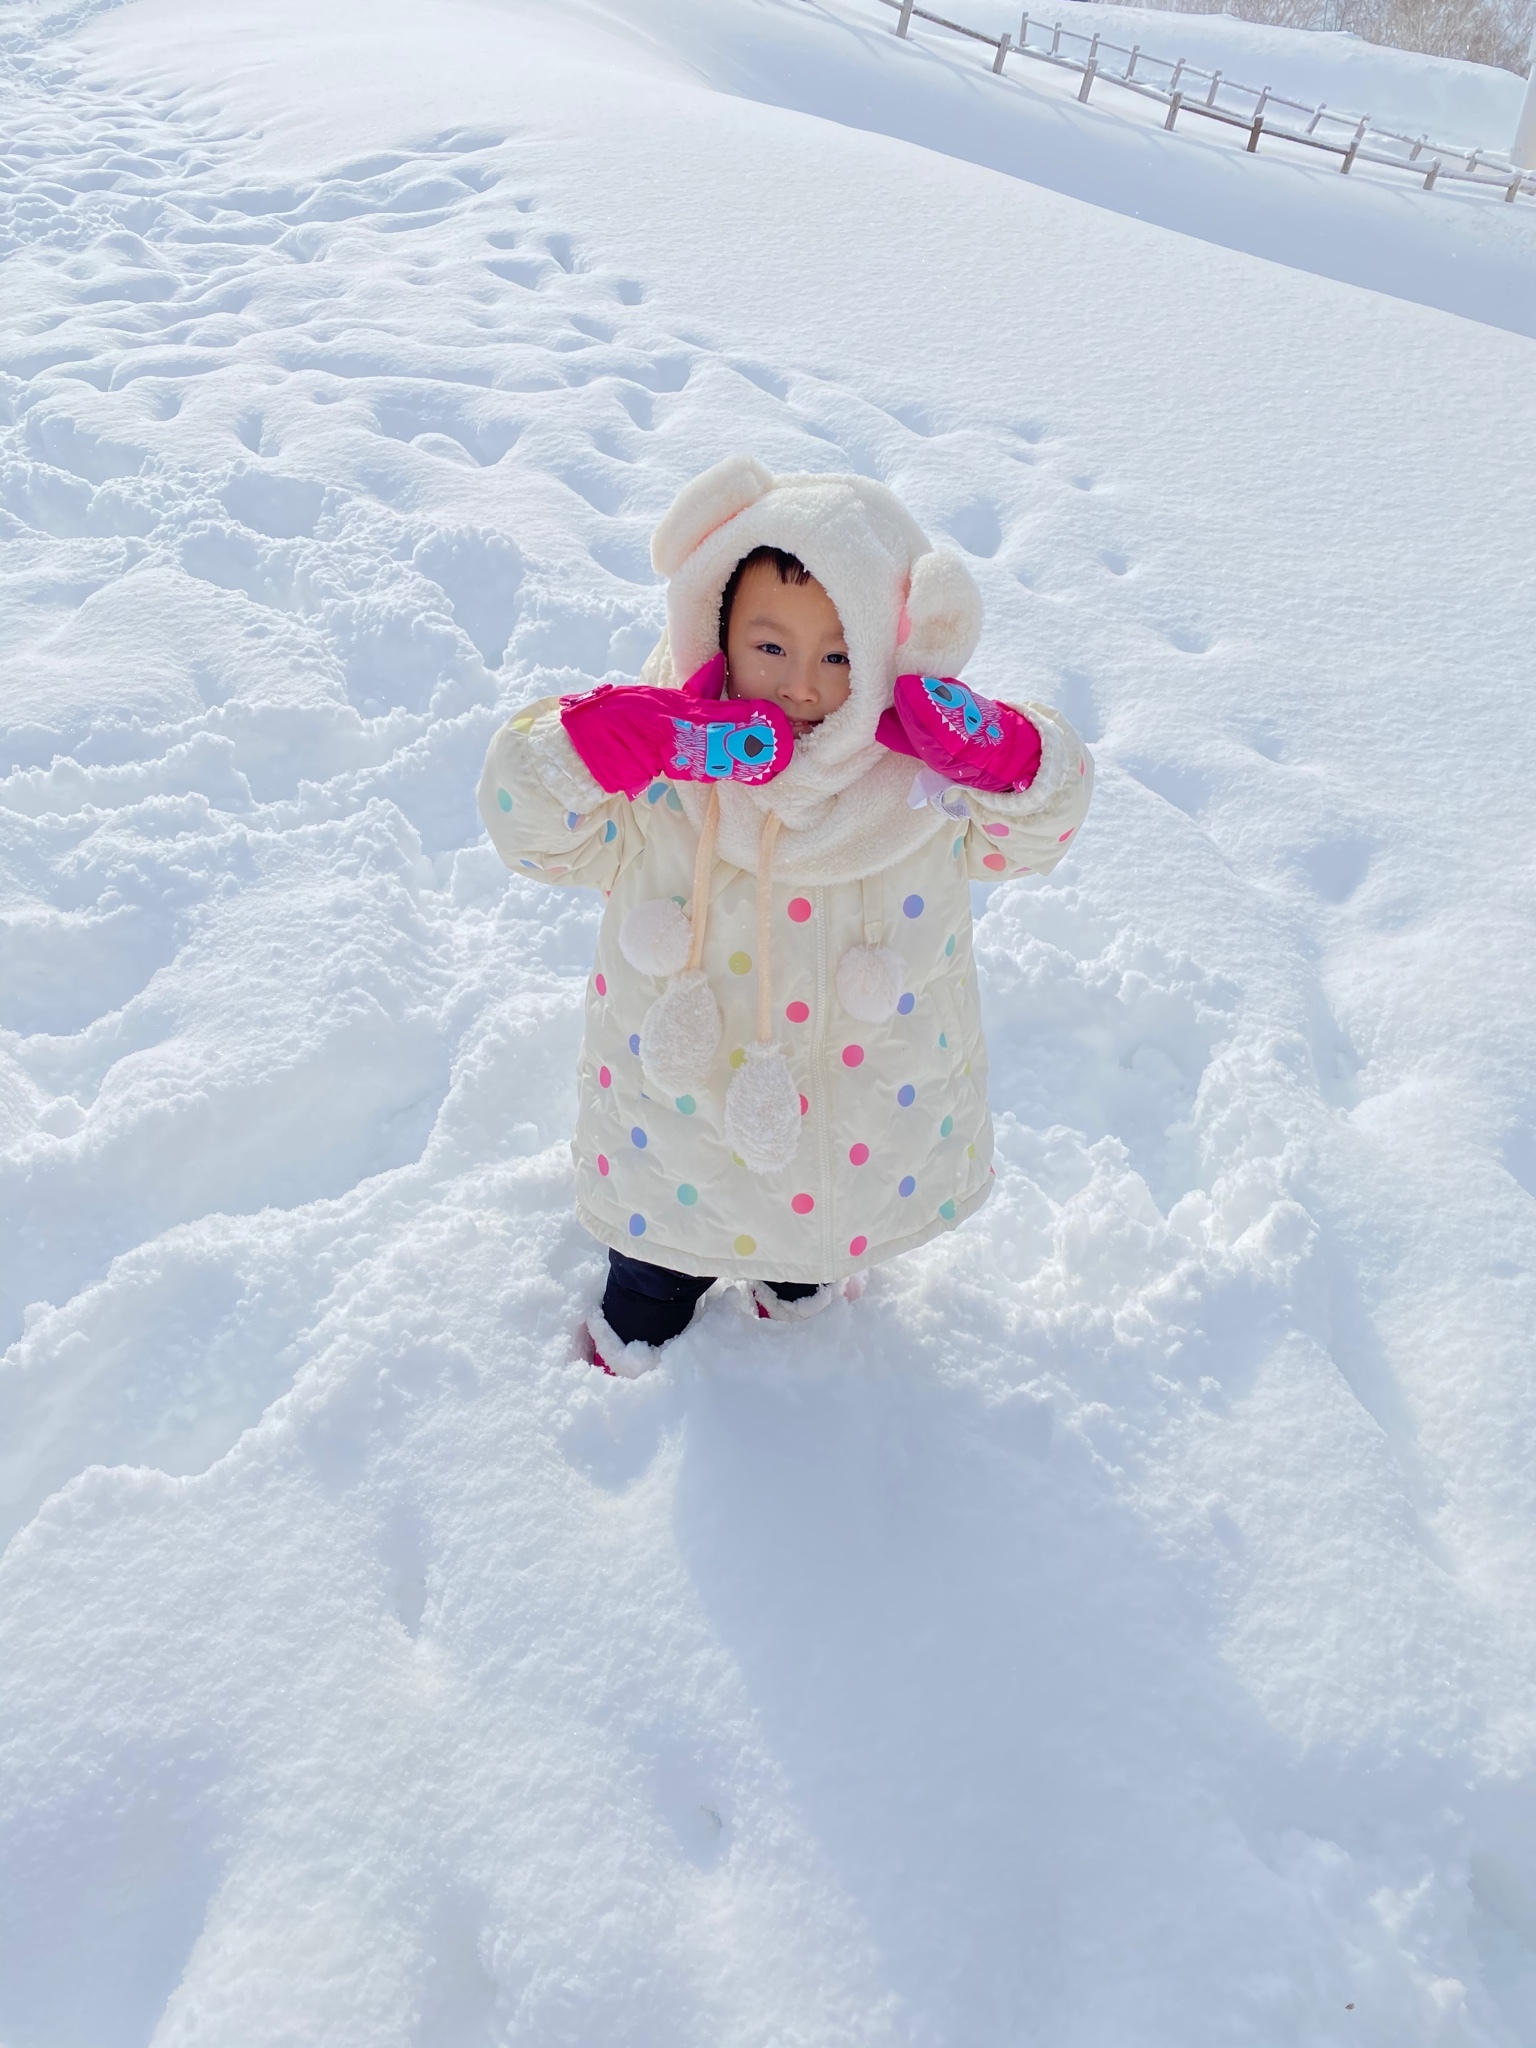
[836,944,906,1024]
[640,969,721,1092]
[619,898,693,978]
[724,1042,801,1175]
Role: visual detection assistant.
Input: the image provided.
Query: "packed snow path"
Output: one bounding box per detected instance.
[3,0,1536,2043]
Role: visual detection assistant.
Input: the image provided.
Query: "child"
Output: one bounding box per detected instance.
[478,457,1092,1374]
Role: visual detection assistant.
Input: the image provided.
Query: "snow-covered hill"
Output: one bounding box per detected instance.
[3,0,1535,2042]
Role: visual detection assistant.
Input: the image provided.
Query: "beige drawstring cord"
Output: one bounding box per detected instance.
[685,785,721,972]
[754,810,783,1045]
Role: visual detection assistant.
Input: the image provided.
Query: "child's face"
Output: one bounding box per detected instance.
[724,560,852,734]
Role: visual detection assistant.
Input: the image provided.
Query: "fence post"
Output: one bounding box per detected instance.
[1078,58,1097,103]
[1127,44,1139,77]
[1307,103,1326,134]
[1409,135,1424,161]
[896,0,915,36]
[1019,12,1030,50]
[1341,133,1361,173]
[1464,150,1481,175]
[1051,21,1061,54]
[1254,86,1270,120]
[1507,174,1523,200]
[1164,90,1182,130]
[1247,114,1264,153]
[1169,58,1185,92]
[1423,158,1440,189]
[1087,31,1100,62]
[1206,69,1222,106]
[993,30,1011,71]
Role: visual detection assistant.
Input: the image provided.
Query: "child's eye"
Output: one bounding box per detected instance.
[825,651,849,666]
[756,641,785,658]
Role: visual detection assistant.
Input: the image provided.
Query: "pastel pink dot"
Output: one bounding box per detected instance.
[786,1000,810,1024]
[849,1142,869,1166]
[791,1192,815,1215]
[594,972,607,995]
[597,1154,610,1176]
[598,1066,611,1088]
[849,1234,868,1258]
[1079,759,1086,775]
[1059,828,1075,841]
[787,897,813,922]
[842,1044,864,1068]
[984,822,1009,838]
[983,852,1007,872]
[799,1094,809,1116]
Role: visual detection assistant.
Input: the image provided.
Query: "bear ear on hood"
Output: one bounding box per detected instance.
[651,455,774,578]
[902,549,983,678]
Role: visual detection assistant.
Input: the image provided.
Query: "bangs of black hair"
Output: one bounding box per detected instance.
[718,546,812,649]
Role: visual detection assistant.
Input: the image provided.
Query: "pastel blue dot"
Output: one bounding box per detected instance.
[565,810,580,828]
[677,1184,698,1205]
[631,1126,647,1147]
[675,1095,696,1115]
[897,1084,916,1107]
[603,819,617,843]
[628,1213,646,1235]
[903,894,924,918]
[672,756,689,770]
[898,1175,916,1197]
[665,788,684,812]
[647,783,666,804]
[940,1115,954,1137]
[496,788,512,813]
[944,934,956,957]
[938,1032,948,1049]
[939,1198,956,1220]
[628,1033,641,1054]
[897,992,915,1016]
[952,836,964,857]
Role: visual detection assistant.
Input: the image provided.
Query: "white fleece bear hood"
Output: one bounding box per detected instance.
[644,456,984,868]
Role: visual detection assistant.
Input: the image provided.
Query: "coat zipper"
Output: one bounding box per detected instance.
[812,887,835,1277]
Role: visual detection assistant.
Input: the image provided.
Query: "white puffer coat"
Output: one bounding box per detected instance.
[479,459,1092,1284]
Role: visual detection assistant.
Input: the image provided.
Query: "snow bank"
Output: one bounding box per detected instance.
[3,0,1536,2041]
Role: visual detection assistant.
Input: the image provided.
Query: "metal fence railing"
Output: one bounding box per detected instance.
[875,0,1536,203]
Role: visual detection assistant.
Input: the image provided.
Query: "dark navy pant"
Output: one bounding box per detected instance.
[603,1251,822,1346]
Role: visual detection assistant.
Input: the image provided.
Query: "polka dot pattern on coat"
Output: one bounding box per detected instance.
[842,1044,864,1068]
[787,898,812,922]
[898,1175,916,1197]
[791,1193,814,1215]
[786,1000,809,1024]
[903,894,924,918]
[897,992,915,1016]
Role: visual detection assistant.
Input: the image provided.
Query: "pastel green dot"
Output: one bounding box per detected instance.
[496,788,512,812]
[665,788,684,813]
[733,1233,756,1256]
[945,934,956,957]
[939,1199,957,1220]
[675,1095,696,1115]
[940,1115,953,1137]
[729,951,752,975]
[967,1143,976,1158]
[952,835,964,856]
[677,1184,698,1205]
[729,1046,747,1069]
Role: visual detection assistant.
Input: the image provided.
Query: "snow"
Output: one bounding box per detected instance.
[2,0,1535,2041]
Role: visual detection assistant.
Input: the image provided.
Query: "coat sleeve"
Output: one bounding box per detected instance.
[960,701,1093,882]
[477,695,638,894]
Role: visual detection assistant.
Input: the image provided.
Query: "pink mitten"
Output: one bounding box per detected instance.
[561,684,792,801]
[876,673,1042,793]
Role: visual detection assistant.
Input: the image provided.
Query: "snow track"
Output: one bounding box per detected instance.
[3,0,1536,2042]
